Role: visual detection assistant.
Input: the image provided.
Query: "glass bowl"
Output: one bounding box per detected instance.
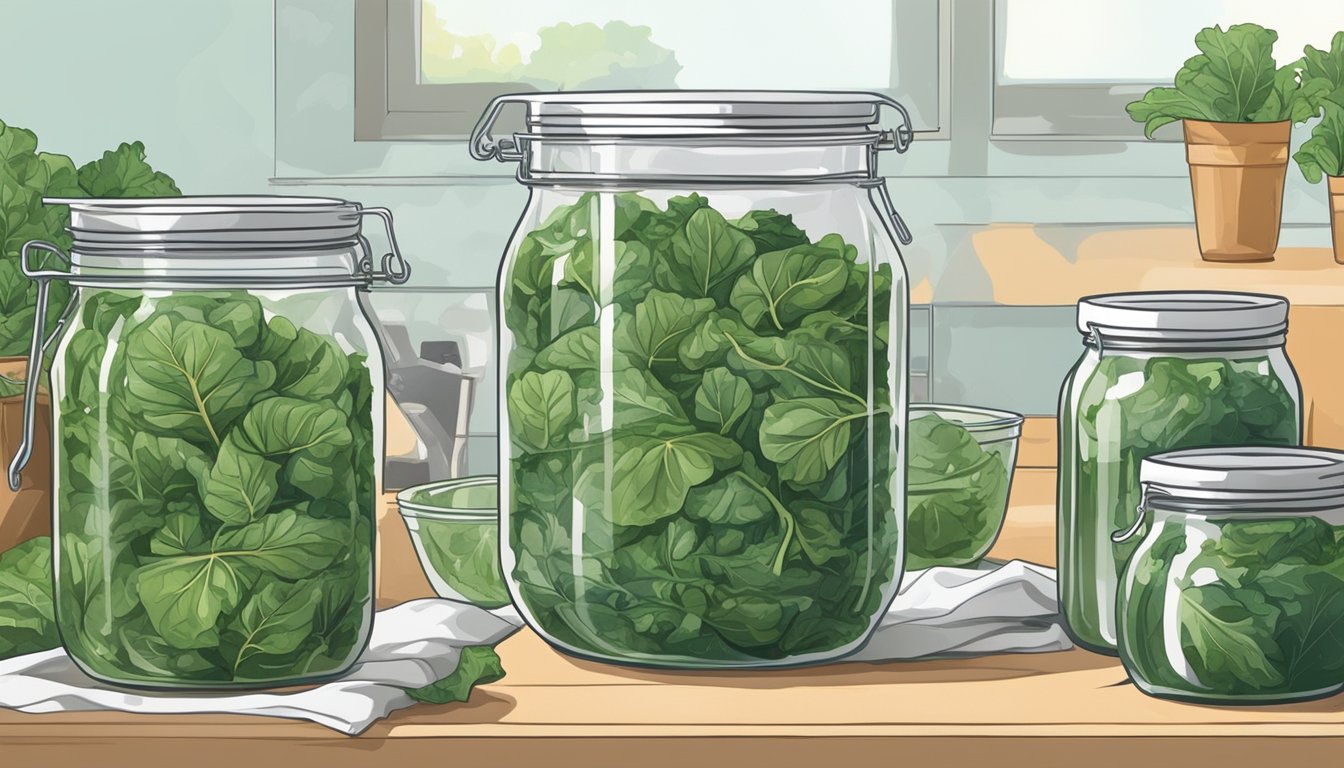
[905,404,1024,570]
[397,476,510,609]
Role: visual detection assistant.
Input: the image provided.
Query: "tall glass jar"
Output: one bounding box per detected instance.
[473,91,912,668]
[9,196,408,688]
[1058,292,1301,654]
[1117,447,1344,704]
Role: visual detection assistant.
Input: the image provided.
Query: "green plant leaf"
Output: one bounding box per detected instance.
[729,235,851,331]
[406,645,506,704]
[620,289,716,367]
[683,473,771,525]
[735,209,810,253]
[132,434,210,502]
[76,141,181,197]
[660,206,756,300]
[1178,583,1286,690]
[1302,30,1344,104]
[0,537,57,661]
[125,314,275,446]
[200,435,281,526]
[1126,24,1297,137]
[237,396,353,460]
[135,547,254,649]
[1295,100,1344,182]
[508,370,576,450]
[226,580,323,674]
[575,432,741,526]
[759,397,865,486]
[693,367,752,435]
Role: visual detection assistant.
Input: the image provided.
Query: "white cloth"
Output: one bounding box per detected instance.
[0,599,521,736]
[0,561,1065,734]
[850,559,1071,661]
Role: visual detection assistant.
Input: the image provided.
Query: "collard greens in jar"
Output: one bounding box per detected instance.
[502,191,901,666]
[55,290,376,686]
[1118,448,1344,703]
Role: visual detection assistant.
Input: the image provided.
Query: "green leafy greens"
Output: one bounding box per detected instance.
[503,191,900,664]
[905,413,1011,570]
[54,290,377,686]
[1126,24,1326,139]
[0,120,180,376]
[1119,515,1344,700]
[1059,355,1298,652]
[1295,32,1344,182]
[412,518,510,609]
[0,536,57,660]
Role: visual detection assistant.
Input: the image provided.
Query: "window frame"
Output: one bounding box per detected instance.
[990,0,1171,141]
[354,0,950,142]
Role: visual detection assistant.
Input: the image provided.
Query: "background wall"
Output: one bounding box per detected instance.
[3,0,1340,449]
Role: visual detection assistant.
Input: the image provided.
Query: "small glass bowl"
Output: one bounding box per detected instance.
[905,404,1024,570]
[397,476,510,609]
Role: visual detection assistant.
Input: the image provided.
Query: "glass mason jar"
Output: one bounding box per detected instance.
[1116,447,1344,704]
[472,91,912,667]
[1058,292,1301,654]
[8,196,409,688]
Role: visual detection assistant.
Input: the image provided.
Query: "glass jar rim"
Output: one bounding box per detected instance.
[1140,447,1344,514]
[397,476,499,520]
[1077,290,1288,346]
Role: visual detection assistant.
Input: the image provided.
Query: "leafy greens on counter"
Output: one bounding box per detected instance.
[1126,23,1327,139]
[504,191,899,663]
[0,120,180,374]
[906,413,1010,570]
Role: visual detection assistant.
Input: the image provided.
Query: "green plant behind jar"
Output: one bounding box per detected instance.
[503,191,899,662]
[1126,23,1327,139]
[55,291,376,684]
[0,120,180,388]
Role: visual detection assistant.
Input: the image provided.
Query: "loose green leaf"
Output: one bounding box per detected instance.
[406,646,506,704]
[76,141,181,197]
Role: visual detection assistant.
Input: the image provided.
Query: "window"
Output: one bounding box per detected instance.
[355,0,946,140]
[992,0,1344,138]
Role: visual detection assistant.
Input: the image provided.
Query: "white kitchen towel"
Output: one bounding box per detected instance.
[0,599,522,736]
[850,559,1072,661]
[0,560,1065,735]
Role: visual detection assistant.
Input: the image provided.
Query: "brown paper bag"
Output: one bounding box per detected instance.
[1184,120,1290,263]
[0,357,50,552]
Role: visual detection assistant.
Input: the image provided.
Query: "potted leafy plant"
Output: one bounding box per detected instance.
[1128,23,1326,263]
[0,118,179,549]
[1294,32,1344,263]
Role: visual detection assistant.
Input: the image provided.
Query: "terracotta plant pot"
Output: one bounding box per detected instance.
[1184,120,1291,263]
[0,357,50,552]
[1331,176,1344,265]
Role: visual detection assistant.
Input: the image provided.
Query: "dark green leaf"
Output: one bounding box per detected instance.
[406,645,506,704]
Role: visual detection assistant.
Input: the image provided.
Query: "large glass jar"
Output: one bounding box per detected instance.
[1058,292,1301,654]
[473,91,912,667]
[8,196,408,688]
[1117,447,1344,704]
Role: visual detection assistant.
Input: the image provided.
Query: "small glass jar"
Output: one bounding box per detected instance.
[1058,292,1301,654]
[9,196,408,689]
[474,91,912,668]
[1117,447,1344,704]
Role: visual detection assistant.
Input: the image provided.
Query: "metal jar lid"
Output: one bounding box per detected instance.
[1076,291,1288,346]
[470,90,914,162]
[1140,447,1344,512]
[31,195,410,286]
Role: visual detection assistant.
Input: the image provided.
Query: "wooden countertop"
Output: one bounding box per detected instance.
[4,469,1343,767]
